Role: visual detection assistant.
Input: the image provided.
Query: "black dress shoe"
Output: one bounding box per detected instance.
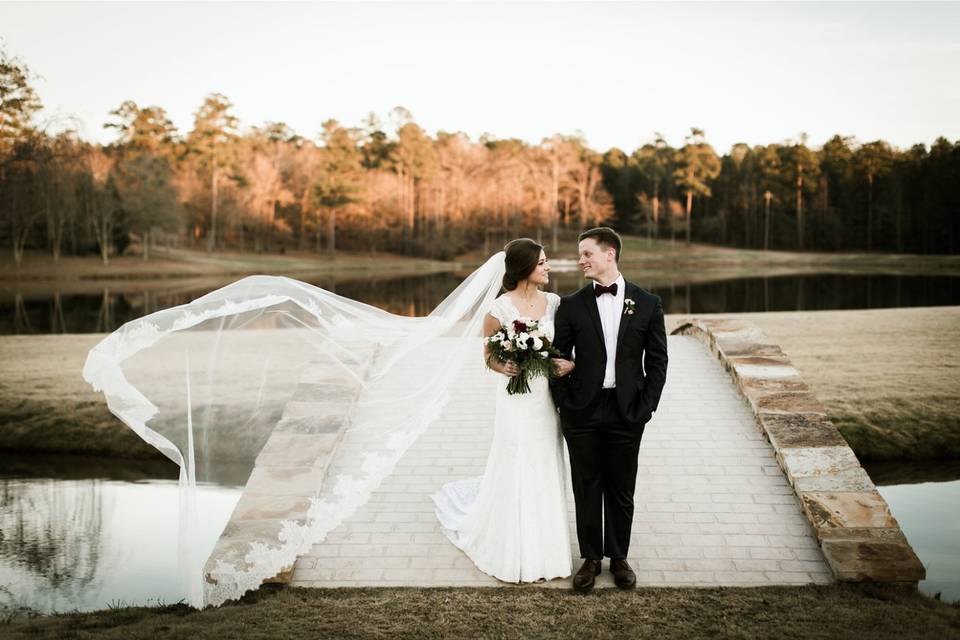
[610,558,636,590]
[572,559,602,593]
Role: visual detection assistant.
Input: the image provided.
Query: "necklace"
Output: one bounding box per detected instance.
[514,289,540,308]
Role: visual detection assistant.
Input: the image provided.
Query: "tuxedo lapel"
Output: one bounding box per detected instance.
[582,286,605,344]
[615,281,638,357]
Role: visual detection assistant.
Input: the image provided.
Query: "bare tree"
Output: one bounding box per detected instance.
[81,147,116,264]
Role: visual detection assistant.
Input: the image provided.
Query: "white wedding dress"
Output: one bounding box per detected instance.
[431,292,572,583]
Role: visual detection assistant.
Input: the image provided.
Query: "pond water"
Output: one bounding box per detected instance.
[1,453,957,613]
[864,460,960,603]
[0,455,241,614]
[2,272,959,334]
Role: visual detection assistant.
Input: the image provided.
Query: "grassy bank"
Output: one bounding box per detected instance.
[0,334,161,459]
[2,584,958,639]
[460,237,960,286]
[1,307,958,462]
[2,248,455,284]
[714,306,960,461]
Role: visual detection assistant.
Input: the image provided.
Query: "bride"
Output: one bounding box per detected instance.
[432,238,575,583]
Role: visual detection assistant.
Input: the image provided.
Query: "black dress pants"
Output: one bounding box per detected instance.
[562,388,644,560]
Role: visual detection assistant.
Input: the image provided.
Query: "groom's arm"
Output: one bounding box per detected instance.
[549,298,576,397]
[552,298,575,361]
[641,296,668,413]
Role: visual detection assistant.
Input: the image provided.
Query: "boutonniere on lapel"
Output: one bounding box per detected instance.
[623,298,636,315]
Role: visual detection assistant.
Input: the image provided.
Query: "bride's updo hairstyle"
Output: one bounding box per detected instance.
[502,238,543,291]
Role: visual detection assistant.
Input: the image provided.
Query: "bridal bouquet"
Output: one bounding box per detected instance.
[486,317,563,395]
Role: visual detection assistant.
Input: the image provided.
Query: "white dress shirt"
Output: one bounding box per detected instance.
[594,273,625,388]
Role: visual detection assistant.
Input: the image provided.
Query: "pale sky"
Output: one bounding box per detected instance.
[2,1,958,153]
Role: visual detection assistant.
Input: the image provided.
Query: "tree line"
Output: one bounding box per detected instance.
[2,49,957,265]
[603,130,959,254]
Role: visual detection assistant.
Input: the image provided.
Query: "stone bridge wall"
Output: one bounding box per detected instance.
[672,317,925,585]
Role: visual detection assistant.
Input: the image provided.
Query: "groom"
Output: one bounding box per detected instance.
[550,227,668,593]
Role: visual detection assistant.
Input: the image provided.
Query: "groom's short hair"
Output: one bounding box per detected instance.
[578,227,622,262]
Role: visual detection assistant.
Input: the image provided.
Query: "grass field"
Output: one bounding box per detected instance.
[720,306,960,461]
[1,306,957,462]
[2,584,958,639]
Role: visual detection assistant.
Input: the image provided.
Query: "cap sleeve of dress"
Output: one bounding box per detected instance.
[546,292,561,315]
[487,296,511,326]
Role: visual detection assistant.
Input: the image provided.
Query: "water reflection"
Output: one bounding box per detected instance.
[0,479,105,610]
[0,454,240,613]
[864,460,960,602]
[651,273,960,315]
[863,459,960,486]
[3,272,959,334]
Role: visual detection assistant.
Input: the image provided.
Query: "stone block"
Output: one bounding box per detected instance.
[753,391,830,416]
[256,433,339,467]
[720,342,787,359]
[282,400,351,419]
[220,517,290,542]
[792,468,876,493]
[244,464,327,497]
[727,354,794,370]
[712,328,781,354]
[820,539,926,582]
[800,491,899,531]
[229,493,315,522]
[759,413,848,449]
[739,375,811,396]
[291,383,358,403]
[275,413,348,435]
[817,527,908,545]
[778,446,861,483]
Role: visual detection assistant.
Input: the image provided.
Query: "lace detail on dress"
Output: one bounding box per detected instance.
[489,292,560,334]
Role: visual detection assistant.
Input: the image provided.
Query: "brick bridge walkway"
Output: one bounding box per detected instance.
[290,334,833,588]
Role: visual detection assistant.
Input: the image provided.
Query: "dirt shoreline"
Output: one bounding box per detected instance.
[1,306,957,462]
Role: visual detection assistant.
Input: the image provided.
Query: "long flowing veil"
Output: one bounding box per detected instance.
[82,251,507,606]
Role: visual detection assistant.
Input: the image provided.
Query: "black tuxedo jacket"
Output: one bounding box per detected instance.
[549,280,668,426]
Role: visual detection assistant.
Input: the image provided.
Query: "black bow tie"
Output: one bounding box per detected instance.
[594,283,618,297]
